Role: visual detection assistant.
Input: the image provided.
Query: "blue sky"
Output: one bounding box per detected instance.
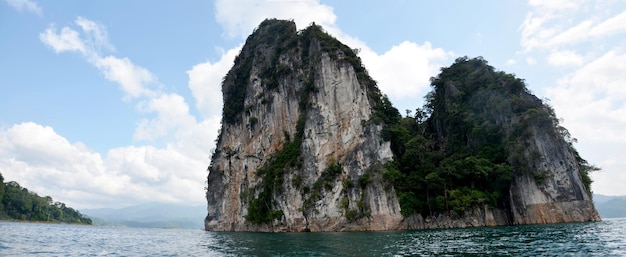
[1,0,625,209]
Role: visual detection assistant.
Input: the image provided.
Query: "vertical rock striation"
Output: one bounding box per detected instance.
[507,125,600,224]
[205,20,599,232]
[420,57,600,227]
[205,20,399,231]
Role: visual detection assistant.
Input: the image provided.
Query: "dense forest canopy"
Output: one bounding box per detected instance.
[0,171,92,224]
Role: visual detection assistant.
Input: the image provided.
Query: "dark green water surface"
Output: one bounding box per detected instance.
[1,218,625,256]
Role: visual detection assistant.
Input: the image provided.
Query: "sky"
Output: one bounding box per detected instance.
[1,0,625,210]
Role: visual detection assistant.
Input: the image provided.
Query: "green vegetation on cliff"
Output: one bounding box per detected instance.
[382,57,597,217]
[221,19,383,126]
[221,19,298,125]
[0,172,92,224]
[225,19,390,224]
[215,19,597,225]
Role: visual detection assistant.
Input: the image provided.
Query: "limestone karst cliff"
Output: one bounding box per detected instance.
[392,56,600,228]
[205,19,599,232]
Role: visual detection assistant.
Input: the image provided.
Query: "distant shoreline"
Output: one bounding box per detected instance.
[0,219,92,226]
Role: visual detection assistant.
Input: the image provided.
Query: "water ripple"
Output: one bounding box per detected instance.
[1,218,625,256]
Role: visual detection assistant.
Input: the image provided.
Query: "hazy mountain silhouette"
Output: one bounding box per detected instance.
[594,194,626,218]
[81,202,205,229]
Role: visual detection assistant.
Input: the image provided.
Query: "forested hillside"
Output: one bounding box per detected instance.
[382,57,596,217]
[0,172,92,224]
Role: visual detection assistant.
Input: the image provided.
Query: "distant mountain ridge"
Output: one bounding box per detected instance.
[81,202,205,229]
[594,194,626,218]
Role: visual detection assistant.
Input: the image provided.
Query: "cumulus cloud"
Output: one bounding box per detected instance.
[4,0,42,16]
[547,50,584,67]
[360,41,452,102]
[547,51,626,143]
[134,93,197,142]
[187,47,241,119]
[93,56,157,99]
[1,123,126,208]
[40,26,86,54]
[214,0,336,38]
[0,123,210,209]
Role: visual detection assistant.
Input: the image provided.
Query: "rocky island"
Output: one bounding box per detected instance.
[205,19,600,232]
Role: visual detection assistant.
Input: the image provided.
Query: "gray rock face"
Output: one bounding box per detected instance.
[205,20,399,231]
[507,126,600,224]
[205,20,599,232]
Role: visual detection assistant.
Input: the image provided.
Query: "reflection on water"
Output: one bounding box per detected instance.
[1,218,625,256]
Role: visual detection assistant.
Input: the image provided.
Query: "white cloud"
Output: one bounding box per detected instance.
[526,56,537,65]
[546,50,626,195]
[75,16,115,53]
[519,11,557,52]
[592,10,626,37]
[214,0,336,38]
[40,17,116,55]
[133,93,197,142]
[593,149,626,195]
[93,56,157,99]
[521,1,626,196]
[521,4,626,52]
[40,26,86,54]
[1,122,95,167]
[187,47,240,119]
[547,19,594,48]
[547,50,584,67]
[4,0,42,16]
[528,0,583,10]
[506,59,517,66]
[0,122,124,208]
[361,41,452,101]
[40,18,155,100]
[0,122,208,209]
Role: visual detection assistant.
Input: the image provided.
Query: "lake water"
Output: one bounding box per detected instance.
[1,219,625,256]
